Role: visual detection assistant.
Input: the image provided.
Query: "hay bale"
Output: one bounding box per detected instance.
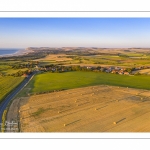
[113,122,117,125]
[58,111,60,113]
[141,98,143,100]
[64,124,66,127]
[95,108,97,110]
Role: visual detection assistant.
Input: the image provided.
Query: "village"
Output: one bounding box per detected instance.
[35,63,150,76]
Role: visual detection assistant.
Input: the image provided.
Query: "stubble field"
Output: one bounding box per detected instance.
[10,85,150,132]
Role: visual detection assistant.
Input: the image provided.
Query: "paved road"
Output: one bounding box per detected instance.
[0,72,35,127]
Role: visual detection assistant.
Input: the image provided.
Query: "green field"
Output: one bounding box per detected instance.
[23,71,150,95]
[67,54,150,67]
[0,76,24,102]
[2,68,28,75]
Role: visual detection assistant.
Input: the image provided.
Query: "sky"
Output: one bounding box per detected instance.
[0,18,150,48]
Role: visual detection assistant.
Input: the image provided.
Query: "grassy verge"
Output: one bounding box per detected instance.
[1,109,7,132]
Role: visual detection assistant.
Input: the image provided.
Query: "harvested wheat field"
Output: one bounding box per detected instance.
[35,54,73,62]
[133,69,150,75]
[9,85,150,132]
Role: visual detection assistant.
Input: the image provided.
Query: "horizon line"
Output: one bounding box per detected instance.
[1,47,150,49]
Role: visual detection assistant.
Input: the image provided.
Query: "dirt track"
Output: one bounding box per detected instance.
[7,85,150,132]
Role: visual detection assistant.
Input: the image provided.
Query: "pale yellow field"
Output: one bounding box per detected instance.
[35,54,73,62]
[133,69,150,75]
[10,85,150,132]
[63,63,127,68]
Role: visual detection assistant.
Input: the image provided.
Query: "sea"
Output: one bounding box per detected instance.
[0,48,23,56]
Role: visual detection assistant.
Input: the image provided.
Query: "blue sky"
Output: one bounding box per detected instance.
[0,18,150,48]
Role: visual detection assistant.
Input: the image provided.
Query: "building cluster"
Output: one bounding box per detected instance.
[35,64,132,75]
[34,64,150,75]
[104,66,130,75]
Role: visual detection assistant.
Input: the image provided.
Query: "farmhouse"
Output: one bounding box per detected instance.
[115,67,121,70]
[111,70,117,74]
[118,71,124,75]
[22,74,29,78]
[86,66,92,69]
[124,72,129,75]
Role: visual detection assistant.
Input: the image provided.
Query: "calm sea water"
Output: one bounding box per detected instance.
[0,48,22,56]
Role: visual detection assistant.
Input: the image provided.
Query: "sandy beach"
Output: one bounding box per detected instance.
[0,48,34,57]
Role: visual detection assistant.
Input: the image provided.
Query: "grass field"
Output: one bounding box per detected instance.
[2,68,28,75]
[80,54,150,66]
[0,64,11,71]
[0,60,28,75]
[0,76,24,102]
[10,85,150,132]
[21,71,150,96]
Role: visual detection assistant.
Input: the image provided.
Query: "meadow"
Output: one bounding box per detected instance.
[73,54,150,67]
[0,59,28,103]
[0,76,24,103]
[22,71,150,95]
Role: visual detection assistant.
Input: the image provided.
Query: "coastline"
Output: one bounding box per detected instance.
[0,49,34,57]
